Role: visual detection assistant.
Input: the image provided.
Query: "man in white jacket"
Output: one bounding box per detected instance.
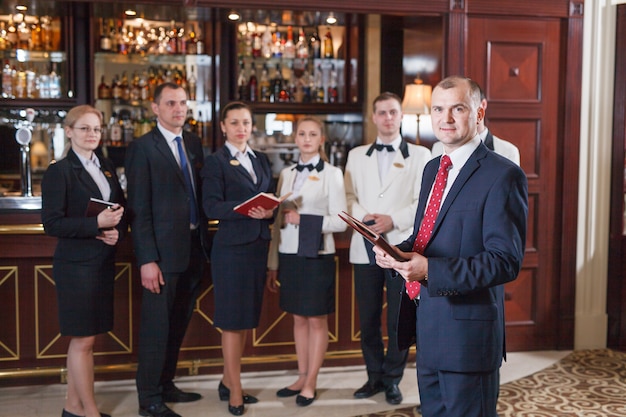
[344,92,431,405]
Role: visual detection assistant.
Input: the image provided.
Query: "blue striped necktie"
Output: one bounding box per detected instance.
[175,136,198,226]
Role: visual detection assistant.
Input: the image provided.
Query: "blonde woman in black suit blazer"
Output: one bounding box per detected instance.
[201,101,275,416]
[42,105,125,417]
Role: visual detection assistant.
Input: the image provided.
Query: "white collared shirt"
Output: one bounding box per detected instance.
[225,141,257,183]
[76,151,111,201]
[376,135,402,183]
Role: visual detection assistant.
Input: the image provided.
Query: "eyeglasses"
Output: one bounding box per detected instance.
[73,126,102,135]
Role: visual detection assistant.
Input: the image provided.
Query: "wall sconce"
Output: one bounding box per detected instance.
[402,78,432,144]
[227,10,241,21]
[326,12,337,25]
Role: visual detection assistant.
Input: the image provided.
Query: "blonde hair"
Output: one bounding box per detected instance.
[62,105,104,158]
[295,116,329,162]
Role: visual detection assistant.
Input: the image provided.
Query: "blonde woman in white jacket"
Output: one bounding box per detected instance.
[267,116,347,407]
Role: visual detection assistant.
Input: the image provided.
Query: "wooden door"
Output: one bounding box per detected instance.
[467,17,562,350]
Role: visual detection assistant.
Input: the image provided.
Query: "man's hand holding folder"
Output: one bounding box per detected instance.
[338,211,410,262]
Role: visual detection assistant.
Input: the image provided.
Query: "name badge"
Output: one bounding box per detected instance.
[230,160,240,166]
[308,175,320,181]
[393,162,405,169]
[103,170,112,178]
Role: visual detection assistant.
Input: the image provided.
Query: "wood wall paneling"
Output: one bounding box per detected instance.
[467,16,564,350]
[608,4,626,350]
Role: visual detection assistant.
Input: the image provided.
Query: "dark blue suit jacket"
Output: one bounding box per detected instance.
[125,128,208,272]
[201,145,274,246]
[396,143,528,373]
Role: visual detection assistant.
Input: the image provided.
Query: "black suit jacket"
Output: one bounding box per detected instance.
[201,145,273,246]
[125,128,209,272]
[41,148,126,262]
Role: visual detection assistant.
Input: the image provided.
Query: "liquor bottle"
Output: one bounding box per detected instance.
[195,24,205,55]
[261,27,272,59]
[0,22,7,51]
[271,64,284,103]
[120,71,130,101]
[283,26,295,59]
[252,31,261,58]
[118,25,129,55]
[111,75,122,100]
[187,65,197,101]
[309,30,321,59]
[30,17,42,51]
[237,61,248,101]
[314,64,324,103]
[130,72,141,103]
[185,108,197,133]
[2,60,12,98]
[259,65,271,103]
[97,75,111,99]
[167,21,178,54]
[186,24,198,55]
[323,27,334,59]
[48,63,61,98]
[99,18,112,51]
[296,27,309,59]
[6,17,18,49]
[327,64,338,103]
[272,31,283,58]
[109,112,123,146]
[248,64,258,102]
[17,15,31,50]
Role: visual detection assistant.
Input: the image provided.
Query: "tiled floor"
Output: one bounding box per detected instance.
[0,350,570,417]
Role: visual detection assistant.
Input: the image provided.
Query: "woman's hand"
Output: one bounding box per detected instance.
[282,209,300,226]
[97,204,124,229]
[248,205,274,219]
[96,228,119,246]
[266,269,279,293]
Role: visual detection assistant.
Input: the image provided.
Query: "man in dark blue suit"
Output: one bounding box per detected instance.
[126,82,209,417]
[374,75,528,417]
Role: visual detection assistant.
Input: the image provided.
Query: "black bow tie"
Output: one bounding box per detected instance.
[374,144,395,152]
[295,163,315,172]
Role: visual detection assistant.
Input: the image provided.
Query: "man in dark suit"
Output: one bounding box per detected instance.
[125,82,208,417]
[374,75,528,417]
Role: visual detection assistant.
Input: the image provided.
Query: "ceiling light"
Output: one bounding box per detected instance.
[228,10,241,21]
[326,12,337,25]
[124,9,137,17]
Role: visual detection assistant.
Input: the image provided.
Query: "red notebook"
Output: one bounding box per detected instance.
[233,192,292,216]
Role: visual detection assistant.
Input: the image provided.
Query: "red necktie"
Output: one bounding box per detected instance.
[406,155,452,299]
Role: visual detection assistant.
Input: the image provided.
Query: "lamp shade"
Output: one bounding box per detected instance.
[402,82,432,115]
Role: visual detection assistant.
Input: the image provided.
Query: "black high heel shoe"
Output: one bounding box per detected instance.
[228,403,244,416]
[218,381,259,404]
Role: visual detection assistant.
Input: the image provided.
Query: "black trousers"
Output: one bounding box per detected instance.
[354,263,409,386]
[136,232,204,406]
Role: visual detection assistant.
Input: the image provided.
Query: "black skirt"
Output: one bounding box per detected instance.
[278,253,336,316]
[53,255,115,336]
[211,238,269,330]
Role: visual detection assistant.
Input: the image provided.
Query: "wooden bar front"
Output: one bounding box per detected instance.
[0,206,391,385]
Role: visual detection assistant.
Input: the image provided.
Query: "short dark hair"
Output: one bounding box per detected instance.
[153,82,184,103]
[373,92,402,112]
[220,101,252,122]
[436,76,481,108]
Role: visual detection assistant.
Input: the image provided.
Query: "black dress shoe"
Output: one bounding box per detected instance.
[138,402,181,417]
[276,387,301,397]
[61,410,83,417]
[162,385,202,403]
[228,403,244,416]
[353,381,383,398]
[295,391,317,407]
[218,381,258,404]
[385,384,403,405]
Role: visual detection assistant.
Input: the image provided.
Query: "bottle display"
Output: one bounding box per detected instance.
[1,10,65,100]
[234,19,350,104]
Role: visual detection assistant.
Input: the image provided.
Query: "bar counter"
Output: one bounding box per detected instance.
[0,198,389,386]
